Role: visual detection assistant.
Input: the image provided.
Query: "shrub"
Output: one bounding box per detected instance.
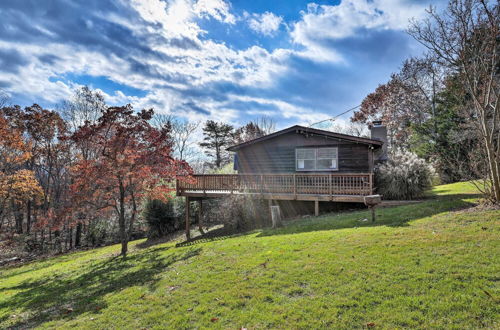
[375,150,436,200]
[87,218,118,246]
[143,199,178,238]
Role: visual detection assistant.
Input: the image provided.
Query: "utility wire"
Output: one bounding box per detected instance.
[308,104,362,127]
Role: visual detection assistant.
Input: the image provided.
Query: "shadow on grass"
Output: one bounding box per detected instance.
[256,193,481,238]
[135,232,182,249]
[0,246,201,329]
[175,227,250,247]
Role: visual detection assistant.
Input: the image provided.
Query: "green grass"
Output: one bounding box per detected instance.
[1,182,499,329]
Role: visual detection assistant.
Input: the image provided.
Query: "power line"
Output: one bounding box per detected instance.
[308,67,436,128]
[308,104,362,127]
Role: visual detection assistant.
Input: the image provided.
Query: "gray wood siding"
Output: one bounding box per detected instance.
[235,131,371,174]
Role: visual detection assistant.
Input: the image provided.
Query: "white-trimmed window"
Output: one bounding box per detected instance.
[296,147,338,171]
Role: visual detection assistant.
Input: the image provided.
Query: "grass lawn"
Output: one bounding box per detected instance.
[1,182,499,329]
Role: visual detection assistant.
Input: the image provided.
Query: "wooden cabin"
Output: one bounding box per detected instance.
[177,124,387,239]
[229,125,384,174]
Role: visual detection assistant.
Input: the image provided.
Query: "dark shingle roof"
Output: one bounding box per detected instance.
[227,125,383,151]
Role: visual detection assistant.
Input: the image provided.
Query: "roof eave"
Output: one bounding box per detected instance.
[226,125,383,151]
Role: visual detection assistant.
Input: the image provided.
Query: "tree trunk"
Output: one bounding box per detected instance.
[120,231,127,257]
[215,143,221,168]
[69,227,73,249]
[75,222,82,247]
[64,225,68,251]
[26,200,32,235]
[12,201,23,234]
[485,138,500,201]
[55,230,62,253]
[128,191,137,244]
[119,180,128,258]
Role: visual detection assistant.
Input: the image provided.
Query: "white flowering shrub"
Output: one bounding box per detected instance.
[375,150,436,200]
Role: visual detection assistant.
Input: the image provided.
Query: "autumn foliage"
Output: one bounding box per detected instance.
[68,106,191,256]
[0,112,43,233]
[1,94,192,258]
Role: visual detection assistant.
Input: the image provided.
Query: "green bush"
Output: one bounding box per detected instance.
[375,150,436,200]
[143,199,178,238]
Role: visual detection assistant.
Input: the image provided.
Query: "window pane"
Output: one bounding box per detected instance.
[297,149,315,159]
[304,159,315,170]
[317,148,337,159]
[297,159,315,170]
[317,158,337,170]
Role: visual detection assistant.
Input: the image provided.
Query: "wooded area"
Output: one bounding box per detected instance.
[0,88,193,258]
[353,0,499,202]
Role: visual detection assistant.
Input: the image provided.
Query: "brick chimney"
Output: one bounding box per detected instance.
[369,120,388,162]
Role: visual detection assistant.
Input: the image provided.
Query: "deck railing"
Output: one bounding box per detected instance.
[177,173,373,196]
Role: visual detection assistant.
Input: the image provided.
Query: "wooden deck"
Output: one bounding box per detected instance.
[177,173,374,201]
[177,173,380,240]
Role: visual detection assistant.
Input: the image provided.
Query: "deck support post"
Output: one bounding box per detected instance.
[268,199,273,224]
[185,196,190,241]
[314,200,319,217]
[198,199,204,234]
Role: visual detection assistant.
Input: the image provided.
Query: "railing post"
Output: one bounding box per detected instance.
[369,173,373,195]
[261,174,264,194]
[202,175,206,195]
[329,174,332,196]
[293,174,297,198]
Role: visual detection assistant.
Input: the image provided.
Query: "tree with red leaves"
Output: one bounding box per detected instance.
[68,105,191,257]
[352,57,442,148]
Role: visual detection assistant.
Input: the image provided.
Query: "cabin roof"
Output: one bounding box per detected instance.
[227,125,384,151]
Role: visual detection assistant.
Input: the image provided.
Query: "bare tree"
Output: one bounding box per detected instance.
[409,0,500,202]
[328,121,370,137]
[0,90,9,108]
[59,86,106,132]
[256,116,276,135]
[399,57,446,134]
[153,114,201,161]
[172,119,200,161]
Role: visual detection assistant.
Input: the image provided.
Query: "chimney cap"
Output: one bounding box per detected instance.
[372,120,383,126]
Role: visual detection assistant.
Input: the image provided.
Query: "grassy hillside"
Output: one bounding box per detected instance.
[1,182,499,329]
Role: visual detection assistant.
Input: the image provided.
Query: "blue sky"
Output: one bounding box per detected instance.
[0,0,442,129]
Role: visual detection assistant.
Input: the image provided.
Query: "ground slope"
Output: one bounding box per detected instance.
[0,182,499,329]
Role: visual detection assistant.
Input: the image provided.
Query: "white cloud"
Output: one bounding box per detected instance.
[226,95,331,127]
[193,0,236,24]
[0,0,292,122]
[0,0,431,134]
[131,0,235,39]
[291,0,428,62]
[247,11,283,36]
